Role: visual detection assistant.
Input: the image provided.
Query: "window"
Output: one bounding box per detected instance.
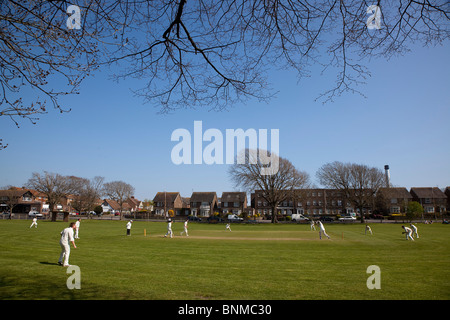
[233,202,239,207]
[390,207,400,213]
[425,206,434,213]
[424,198,431,204]
[391,198,397,204]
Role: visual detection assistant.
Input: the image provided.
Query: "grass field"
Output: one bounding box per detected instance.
[0,219,449,300]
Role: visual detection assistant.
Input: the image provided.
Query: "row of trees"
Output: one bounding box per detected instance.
[25,172,135,221]
[229,150,388,223]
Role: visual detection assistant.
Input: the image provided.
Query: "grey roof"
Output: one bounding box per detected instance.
[410,187,446,199]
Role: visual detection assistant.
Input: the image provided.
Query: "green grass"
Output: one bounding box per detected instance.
[0,219,449,300]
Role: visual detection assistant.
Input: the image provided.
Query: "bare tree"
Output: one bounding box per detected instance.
[26,171,79,221]
[229,149,310,223]
[71,176,104,217]
[316,161,385,223]
[103,180,135,220]
[0,186,22,219]
[2,1,448,147]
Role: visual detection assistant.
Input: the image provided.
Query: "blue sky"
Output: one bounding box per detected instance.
[1,42,449,201]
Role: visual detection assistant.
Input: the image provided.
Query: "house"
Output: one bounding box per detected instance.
[220,192,247,215]
[0,188,44,214]
[189,192,218,217]
[410,187,447,214]
[127,196,143,212]
[101,199,131,215]
[376,187,412,214]
[152,192,184,216]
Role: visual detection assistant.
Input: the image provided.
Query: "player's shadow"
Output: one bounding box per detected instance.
[39,261,60,266]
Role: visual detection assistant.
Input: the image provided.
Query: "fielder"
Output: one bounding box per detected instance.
[318,221,330,239]
[365,224,373,235]
[164,219,173,238]
[58,222,77,267]
[402,225,414,241]
[74,218,81,239]
[410,223,419,238]
[30,217,38,228]
[226,223,232,232]
[310,220,316,231]
[180,218,189,236]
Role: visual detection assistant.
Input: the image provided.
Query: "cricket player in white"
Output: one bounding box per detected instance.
[30,217,38,228]
[58,222,77,267]
[165,219,173,238]
[410,223,419,238]
[402,225,414,241]
[310,220,316,231]
[180,219,189,236]
[365,224,373,235]
[126,220,132,236]
[226,223,232,232]
[74,218,81,239]
[318,221,330,239]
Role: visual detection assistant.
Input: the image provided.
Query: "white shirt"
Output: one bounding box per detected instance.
[318,221,326,231]
[184,221,188,228]
[60,227,74,245]
[126,222,132,230]
[75,221,80,228]
[167,221,172,230]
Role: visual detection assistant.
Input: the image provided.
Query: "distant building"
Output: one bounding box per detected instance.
[410,187,447,214]
[189,192,218,217]
[376,187,412,214]
[220,192,247,215]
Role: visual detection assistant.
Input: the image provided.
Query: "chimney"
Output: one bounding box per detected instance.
[384,165,390,188]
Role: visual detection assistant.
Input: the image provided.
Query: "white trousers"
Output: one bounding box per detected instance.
[59,242,71,266]
[319,229,330,239]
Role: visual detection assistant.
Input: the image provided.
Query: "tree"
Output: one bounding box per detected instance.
[70,176,104,216]
[103,180,135,220]
[406,201,424,222]
[2,1,448,147]
[229,149,310,223]
[26,172,79,221]
[316,161,385,223]
[0,186,22,219]
[0,1,113,137]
